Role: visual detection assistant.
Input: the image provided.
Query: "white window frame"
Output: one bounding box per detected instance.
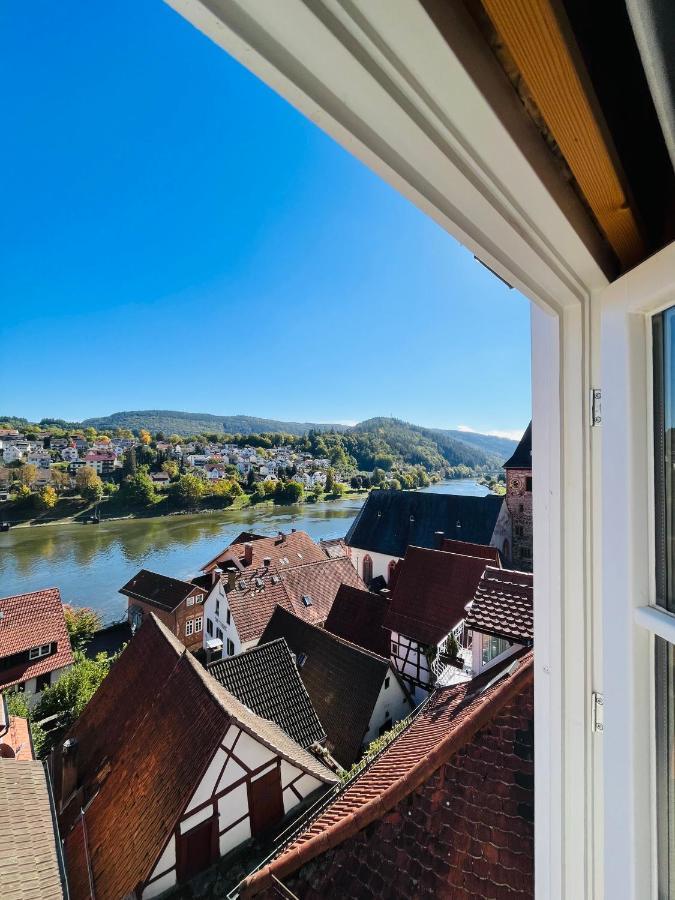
[186,597,195,607]
[194,616,203,633]
[185,619,194,637]
[599,242,675,898]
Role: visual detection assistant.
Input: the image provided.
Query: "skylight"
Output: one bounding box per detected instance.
[302,595,313,607]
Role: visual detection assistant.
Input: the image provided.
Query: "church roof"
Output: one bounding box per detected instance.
[503,422,532,469]
[345,490,504,558]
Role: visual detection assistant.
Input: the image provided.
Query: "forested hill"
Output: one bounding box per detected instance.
[81,410,345,437]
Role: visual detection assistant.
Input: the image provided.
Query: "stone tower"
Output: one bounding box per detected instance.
[504,422,532,572]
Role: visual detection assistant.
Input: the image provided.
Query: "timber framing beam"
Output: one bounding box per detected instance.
[480,0,646,270]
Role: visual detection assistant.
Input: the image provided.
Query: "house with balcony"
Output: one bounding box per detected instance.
[0,588,74,706]
[83,450,116,476]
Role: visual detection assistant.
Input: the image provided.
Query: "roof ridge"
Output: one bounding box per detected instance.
[242,652,533,896]
[0,586,61,603]
[273,608,389,664]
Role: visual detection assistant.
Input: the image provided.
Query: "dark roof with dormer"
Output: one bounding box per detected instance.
[207,638,326,749]
[464,566,534,645]
[503,422,532,469]
[345,490,504,559]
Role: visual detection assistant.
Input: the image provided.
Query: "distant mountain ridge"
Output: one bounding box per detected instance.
[78,410,519,467]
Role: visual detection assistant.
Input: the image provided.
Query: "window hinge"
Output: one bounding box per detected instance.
[591,691,604,733]
[590,388,602,427]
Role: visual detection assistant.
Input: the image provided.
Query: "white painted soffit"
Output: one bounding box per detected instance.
[165,0,610,312]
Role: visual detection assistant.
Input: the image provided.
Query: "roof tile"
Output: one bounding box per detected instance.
[464,567,533,645]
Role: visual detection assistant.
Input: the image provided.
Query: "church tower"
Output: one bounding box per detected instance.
[504,422,532,572]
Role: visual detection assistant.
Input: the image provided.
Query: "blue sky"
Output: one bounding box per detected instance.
[1,1,531,438]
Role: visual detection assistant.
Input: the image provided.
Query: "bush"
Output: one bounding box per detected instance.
[34,485,57,510]
[275,480,304,503]
[63,605,102,650]
[120,471,156,506]
[76,467,104,504]
[173,473,205,508]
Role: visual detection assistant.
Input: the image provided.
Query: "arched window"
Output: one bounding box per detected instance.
[387,559,398,586]
[362,554,373,584]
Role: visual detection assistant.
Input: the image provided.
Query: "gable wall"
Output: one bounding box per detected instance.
[362,667,412,748]
[203,580,243,657]
[141,723,325,898]
[349,548,398,584]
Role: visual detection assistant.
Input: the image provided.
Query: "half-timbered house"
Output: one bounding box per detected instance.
[53,614,337,900]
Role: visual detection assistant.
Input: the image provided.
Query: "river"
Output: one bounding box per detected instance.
[0,479,490,622]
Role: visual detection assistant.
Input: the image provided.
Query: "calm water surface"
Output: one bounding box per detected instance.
[0,479,489,622]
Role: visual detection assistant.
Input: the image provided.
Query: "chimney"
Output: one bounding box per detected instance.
[435,531,445,549]
[212,566,223,586]
[61,738,79,805]
[244,542,254,565]
[226,567,237,591]
[263,556,272,568]
[291,528,297,533]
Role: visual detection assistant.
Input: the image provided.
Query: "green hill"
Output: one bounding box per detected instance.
[81,410,346,437]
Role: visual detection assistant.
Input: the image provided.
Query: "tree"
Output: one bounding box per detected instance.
[120,471,156,506]
[14,483,32,505]
[312,483,324,500]
[51,468,70,492]
[173,473,205,508]
[332,481,347,498]
[161,460,179,479]
[33,651,116,754]
[139,428,151,445]
[325,467,336,494]
[275,480,304,503]
[63,605,102,650]
[246,469,255,490]
[123,446,138,476]
[35,485,58,510]
[18,463,38,487]
[76,467,104,504]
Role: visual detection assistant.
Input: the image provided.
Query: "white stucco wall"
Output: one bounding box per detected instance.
[349,547,399,584]
[202,580,243,656]
[362,666,411,747]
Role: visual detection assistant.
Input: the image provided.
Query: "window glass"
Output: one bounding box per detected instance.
[654,309,675,612]
[481,635,510,667]
[656,637,675,897]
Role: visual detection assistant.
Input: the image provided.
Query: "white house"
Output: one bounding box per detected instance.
[60,446,79,463]
[28,449,51,470]
[3,444,26,464]
[54,614,337,900]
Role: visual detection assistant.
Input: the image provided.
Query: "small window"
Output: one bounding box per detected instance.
[187,597,195,607]
[384,676,390,689]
[215,600,220,616]
[526,476,532,492]
[195,616,203,633]
[296,652,307,669]
[195,594,203,604]
[391,642,399,656]
[216,628,223,641]
[36,671,51,692]
[185,619,194,637]
[226,609,231,626]
[226,639,235,656]
[207,618,213,636]
[301,595,313,607]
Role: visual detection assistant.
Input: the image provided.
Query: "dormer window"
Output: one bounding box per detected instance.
[186,597,195,607]
[301,595,313,607]
[29,644,52,660]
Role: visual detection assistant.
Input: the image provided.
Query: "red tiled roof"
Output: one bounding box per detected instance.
[465,566,534,645]
[440,538,502,564]
[203,530,326,573]
[60,614,335,900]
[324,584,391,657]
[383,547,488,646]
[0,716,33,760]
[224,557,367,643]
[0,588,74,691]
[241,650,534,898]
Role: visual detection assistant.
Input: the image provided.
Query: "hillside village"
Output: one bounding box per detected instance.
[0,416,508,524]
[0,425,534,898]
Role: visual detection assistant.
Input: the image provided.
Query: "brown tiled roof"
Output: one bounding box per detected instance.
[60,615,335,900]
[0,760,65,899]
[465,566,534,645]
[259,607,392,767]
[280,557,366,627]
[320,537,348,559]
[241,650,533,898]
[0,588,74,691]
[203,529,326,573]
[440,538,502,564]
[324,584,391,657]
[223,557,367,644]
[383,547,488,646]
[118,568,201,612]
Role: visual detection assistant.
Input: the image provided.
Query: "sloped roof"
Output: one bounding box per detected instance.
[61,615,336,900]
[203,529,326,573]
[240,650,533,898]
[260,607,391,767]
[346,490,504,558]
[464,566,534,645]
[221,557,367,644]
[0,588,74,691]
[320,537,348,559]
[0,760,65,899]
[118,568,200,611]
[504,422,532,469]
[324,584,391,657]
[384,546,488,645]
[440,538,502,564]
[208,638,326,749]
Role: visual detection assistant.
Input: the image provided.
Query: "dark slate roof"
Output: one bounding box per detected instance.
[260,607,392,767]
[503,422,532,469]
[345,490,504,558]
[324,584,391,657]
[207,638,326,749]
[118,569,199,612]
[464,566,534,645]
